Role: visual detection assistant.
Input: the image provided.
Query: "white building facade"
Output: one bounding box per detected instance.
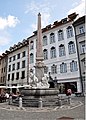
[29,13,82,93]
[6,41,29,88]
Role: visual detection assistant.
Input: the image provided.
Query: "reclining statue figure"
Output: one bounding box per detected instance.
[37,74,49,88]
[29,71,49,88]
[29,72,38,88]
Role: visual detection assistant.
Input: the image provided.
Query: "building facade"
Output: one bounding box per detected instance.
[0,54,8,86]
[29,13,82,93]
[6,40,29,88]
[73,16,85,93]
[0,13,84,93]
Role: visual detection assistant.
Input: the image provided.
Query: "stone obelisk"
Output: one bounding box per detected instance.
[35,13,45,82]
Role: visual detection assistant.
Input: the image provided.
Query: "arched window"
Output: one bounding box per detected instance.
[60,62,67,73]
[30,53,34,64]
[67,26,73,38]
[43,49,48,60]
[50,47,56,58]
[30,41,34,50]
[68,41,76,54]
[43,36,47,46]
[51,64,57,74]
[50,33,55,44]
[59,44,65,57]
[70,60,78,72]
[58,30,64,41]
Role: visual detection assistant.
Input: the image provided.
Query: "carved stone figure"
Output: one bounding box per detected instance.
[37,74,49,88]
[29,71,49,88]
[29,71,38,88]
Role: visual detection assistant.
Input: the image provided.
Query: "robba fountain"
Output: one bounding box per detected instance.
[20,13,59,107]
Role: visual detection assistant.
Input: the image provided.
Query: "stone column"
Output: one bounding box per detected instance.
[35,13,45,82]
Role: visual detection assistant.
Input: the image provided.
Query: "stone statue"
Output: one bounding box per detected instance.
[48,72,55,88]
[29,70,49,88]
[29,70,39,88]
[37,74,49,88]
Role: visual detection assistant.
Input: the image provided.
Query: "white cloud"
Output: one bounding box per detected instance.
[25,1,54,31]
[0,30,12,55]
[68,0,85,17]
[0,50,3,55]
[0,15,20,55]
[0,15,20,30]
[0,30,11,46]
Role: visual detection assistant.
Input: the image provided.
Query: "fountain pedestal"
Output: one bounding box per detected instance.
[20,88,59,107]
[17,13,59,108]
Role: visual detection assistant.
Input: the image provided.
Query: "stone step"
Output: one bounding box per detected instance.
[12,96,59,107]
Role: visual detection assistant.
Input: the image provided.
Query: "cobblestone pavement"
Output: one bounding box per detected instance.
[0,96,85,120]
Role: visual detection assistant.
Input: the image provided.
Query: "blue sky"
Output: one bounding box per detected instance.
[0,0,85,55]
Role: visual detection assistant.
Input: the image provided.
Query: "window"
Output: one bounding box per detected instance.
[1,68,3,73]
[60,63,67,73]
[21,71,25,79]
[22,51,26,57]
[81,60,85,74]
[3,76,5,82]
[8,65,11,72]
[79,26,84,34]
[30,41,34,50]
[68,41,76,54]
[51,64,57,74]
[44,66,48,74]
[50,33,55,44]
[1,77,2,83]
[4,67,5,72]
[17,62,20,70]
[2,59,4,63]
[13,55,16,61]
[80,43,85,54]
[9,57,12,62]
[8,74,10,81]
[58,30,64,41]
[70,61,78,72]
[12,64,15,71]
[22,60,25,68]
[43,36,47,46]
[30,53,34,64]
[50,47,56,58]
[12,73,14,81]
[43,49,48,60]
[17,53,20,59]
[16,72,19,80]
[67,26,73,38]
[59,44,65,56]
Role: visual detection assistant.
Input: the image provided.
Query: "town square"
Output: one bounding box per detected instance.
[0,0,85,120]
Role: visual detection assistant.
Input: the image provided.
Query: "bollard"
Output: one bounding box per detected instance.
[68,96,71,105]
[9,96,12,105]
[19,97,22,108]
[39,97,42,108]
[58,97,62,106]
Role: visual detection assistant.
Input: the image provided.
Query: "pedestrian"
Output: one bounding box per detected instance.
[66,88,72,96]
[5,92,9,102]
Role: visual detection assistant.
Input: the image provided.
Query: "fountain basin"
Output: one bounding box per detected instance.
[21,88,59,96]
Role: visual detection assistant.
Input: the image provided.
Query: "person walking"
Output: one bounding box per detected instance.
[66,88,72,96]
